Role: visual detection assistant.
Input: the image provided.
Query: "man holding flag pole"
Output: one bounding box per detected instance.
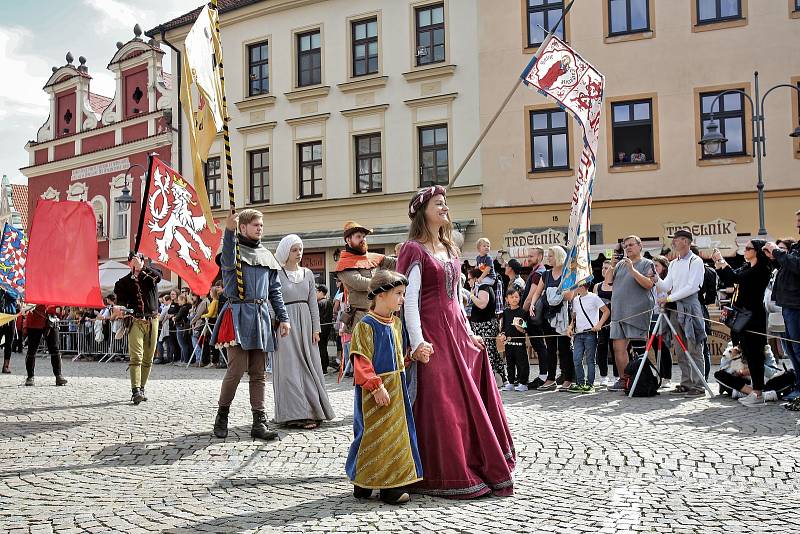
[175,1,290,441]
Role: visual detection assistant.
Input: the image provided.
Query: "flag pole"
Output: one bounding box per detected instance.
[210,0,245,301]
[446,0,575,191]
[133,152,157,253]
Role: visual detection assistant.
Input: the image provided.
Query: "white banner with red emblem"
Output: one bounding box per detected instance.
[521,36,604,289]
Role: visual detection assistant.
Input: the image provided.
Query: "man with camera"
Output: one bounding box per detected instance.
[114,251,162,405]
[655,230,708,397]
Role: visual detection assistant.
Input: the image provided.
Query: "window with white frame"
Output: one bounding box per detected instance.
[297,30,322,87]
[352,18,378,77]
[355,133,382,193]
[415,4,445,66]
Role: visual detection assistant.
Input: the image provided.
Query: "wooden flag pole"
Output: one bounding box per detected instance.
[446,0,575,191]
[210,0,244,301]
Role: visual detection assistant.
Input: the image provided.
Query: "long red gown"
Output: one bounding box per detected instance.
[397,240,515,499]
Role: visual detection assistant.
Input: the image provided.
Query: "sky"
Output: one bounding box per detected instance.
[0,0,201,185]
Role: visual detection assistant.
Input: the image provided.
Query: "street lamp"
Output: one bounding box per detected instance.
[699,71,800,236]
[116,163,146,211]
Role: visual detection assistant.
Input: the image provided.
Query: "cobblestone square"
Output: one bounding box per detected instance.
[2,359,800,533]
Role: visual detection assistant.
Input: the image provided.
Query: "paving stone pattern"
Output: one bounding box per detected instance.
[1,359,800,533]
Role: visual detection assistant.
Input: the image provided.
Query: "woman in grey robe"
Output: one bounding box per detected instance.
[273,234,335,429]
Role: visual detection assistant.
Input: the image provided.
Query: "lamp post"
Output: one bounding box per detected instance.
[699,71,800,236]
[116,163,146,211]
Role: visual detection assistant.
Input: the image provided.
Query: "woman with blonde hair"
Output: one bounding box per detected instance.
[397,185,514,499]
[272,234,335,429]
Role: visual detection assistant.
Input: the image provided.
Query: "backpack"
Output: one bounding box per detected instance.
[623,357,660,397]
[698,264,719,306]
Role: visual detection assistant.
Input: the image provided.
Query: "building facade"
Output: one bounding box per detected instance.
[21,27,175,263]
[0,176,27,231]
[479,0,800,259]
[149,0,484,289]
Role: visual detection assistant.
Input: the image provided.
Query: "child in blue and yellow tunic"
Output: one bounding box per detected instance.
[345,270,427,505]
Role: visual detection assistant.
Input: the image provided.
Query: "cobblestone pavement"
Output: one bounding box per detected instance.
[2,358,800,533]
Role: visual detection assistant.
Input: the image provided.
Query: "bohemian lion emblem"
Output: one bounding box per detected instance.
[147,167,213,273]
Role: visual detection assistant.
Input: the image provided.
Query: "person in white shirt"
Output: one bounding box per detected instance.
[655,230,708,397]
[567,282,610,392]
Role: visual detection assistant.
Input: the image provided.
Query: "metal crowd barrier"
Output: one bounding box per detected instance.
[29,319,129,362]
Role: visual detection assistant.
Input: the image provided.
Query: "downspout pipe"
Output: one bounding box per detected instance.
[159,28,183,174]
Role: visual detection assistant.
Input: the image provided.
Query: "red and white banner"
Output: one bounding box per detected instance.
[138,156,222,296]
[521,35,604,289]
[26,200,103,307]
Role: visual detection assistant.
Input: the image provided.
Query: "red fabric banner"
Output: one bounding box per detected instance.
[138,156,222,296]
[26,200,104,307]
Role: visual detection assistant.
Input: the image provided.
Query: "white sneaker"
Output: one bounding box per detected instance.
[762,390,778,403]
[738,392,764,406]
[502,382,514,391]
[731,389,747,400]
[514,383,528,392]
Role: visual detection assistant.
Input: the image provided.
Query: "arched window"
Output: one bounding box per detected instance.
[91,196,108,240]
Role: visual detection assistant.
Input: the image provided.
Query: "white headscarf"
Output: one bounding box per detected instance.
[275,234,302,265]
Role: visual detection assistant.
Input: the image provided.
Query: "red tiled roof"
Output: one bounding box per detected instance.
[10,185,28,230]
[88,92,113,115]
[145,0,264,37]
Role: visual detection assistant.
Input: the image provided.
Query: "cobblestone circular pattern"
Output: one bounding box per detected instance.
[2,358,800,533]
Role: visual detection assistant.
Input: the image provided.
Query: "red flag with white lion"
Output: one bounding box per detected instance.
[138,156,221,295]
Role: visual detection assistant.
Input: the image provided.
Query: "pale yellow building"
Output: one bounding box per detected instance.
[148,0,483,288]
[478,0,800,259]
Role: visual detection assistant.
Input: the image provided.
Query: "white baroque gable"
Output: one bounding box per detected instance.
[67,182,89,201]
[41,187,61,201]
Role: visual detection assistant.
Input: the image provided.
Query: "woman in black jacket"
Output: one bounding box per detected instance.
[712,240,773,404]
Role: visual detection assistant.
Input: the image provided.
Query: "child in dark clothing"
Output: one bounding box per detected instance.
[499,287,529,392]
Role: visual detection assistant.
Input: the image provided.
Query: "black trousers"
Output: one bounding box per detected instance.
[715,369,793,394]
[732,328,767,391]
[25,327,62,378]
[596,326,613,378]
[526,321,549,377]
[541,322,574,382]
[1,321,14,363]
[505,343,529,385]
[318,326,332,371]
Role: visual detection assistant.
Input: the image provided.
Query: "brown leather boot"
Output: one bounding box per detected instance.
[251,410,278,441]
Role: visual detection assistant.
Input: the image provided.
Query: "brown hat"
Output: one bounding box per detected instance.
[343,221,372,239]
[669,229,693,241]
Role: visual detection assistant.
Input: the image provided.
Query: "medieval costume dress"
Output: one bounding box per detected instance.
[398,240,515,499]
[272,266,335,425]
[345,312,422,490]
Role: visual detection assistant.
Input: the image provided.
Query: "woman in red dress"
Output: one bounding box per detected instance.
[397,186,515,499]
